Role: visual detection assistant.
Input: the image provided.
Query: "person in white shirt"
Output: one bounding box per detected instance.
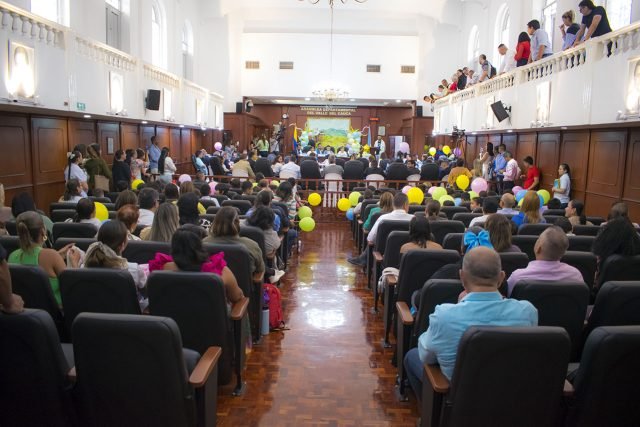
[497,44,517,74]
[279,156,301,179]
[501,151,520,193]
[374,136,386,159]
[348,192,413,266]
[158,147,177,184]
[137,188,159,227]
[64,150,88,196]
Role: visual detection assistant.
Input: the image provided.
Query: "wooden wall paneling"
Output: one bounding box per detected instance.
[516,132,537,165]
[623,130,640,204]
[586,130,627,198]
[120,123,140,153]
[31,117,68,210]
[560,131,590,202]
[500,134,516,159]
[182,129,193,167]
[585,192,619,219]
[0,115,32,198]
[97,122,120,165]
[536,132,561,189]
[155,126,170,150]
[68,120,96,152]
[464,135,477,167]
[169,128,180,165]
[140,125,156,150]
[223,114,245,150]
[411,117,433,155]
[472,135,487,166]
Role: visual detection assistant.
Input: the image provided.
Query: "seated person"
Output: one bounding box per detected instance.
[71,198,102,232]
[193,171,208,188]
[116,204,141,241]
[0,243,24,313]
[149,228,243,306]
[511,191,546,227]
[12,192,54,234]
[469,197,499,227]
[140,202,179,242]
[604,201,639,227]
[247,206,284,284]
[404,247,538,400]
[363,191,394,232]
[400,216,443,253]
[592,217,640,283]
[114,190,138,211]
[322,154,344,177]
[431,227,494,281]
[425,200,444,222]
[565,199,593,227]
[60,179,83,203]
[83,220,147,307]
[200,183,220,206]
[447,158,473,188]
[9,211,80,306]
[484,214,521,253]
[497,193,519,215]
[507,226,583,296]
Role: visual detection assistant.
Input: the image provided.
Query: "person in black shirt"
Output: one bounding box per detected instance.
[457,69,467,90]
[574,0,612,48]
[0,243,24,313]
[112,149,131,191]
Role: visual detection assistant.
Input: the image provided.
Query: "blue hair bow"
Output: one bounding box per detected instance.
[463,229,494,250]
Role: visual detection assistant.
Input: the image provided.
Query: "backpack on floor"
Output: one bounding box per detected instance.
[263,283,285,330]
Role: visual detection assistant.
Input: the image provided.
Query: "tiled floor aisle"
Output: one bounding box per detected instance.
[216,222,419,426]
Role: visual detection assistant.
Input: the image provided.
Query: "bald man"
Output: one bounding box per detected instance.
[507,226,583,296]
[404,247,537,400]
[498,193,519,215]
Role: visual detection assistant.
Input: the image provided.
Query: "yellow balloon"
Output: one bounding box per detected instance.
[298,206,312,219]
[299,217,316,232]
[456,175,470,191]
[349,191,361,207]
[443,145,451,155]
[271,180,280,187]
[431,187,447,201]
[407,187,424,205]
[94,202,108,221]
[308,193,322,206]
[429,147,437,156]
[537,189,551,205]
[439,195,455,204]
[131,179,145,190]
[337,198,351,212]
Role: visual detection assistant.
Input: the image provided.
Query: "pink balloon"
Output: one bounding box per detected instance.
[208,181,217,192]
[428,186,437,195]
[512,186,523,194]
[398,142,410,154]
[214,142,222,151]
[402,185,411,194]
[178,174,192,184]
[470,177,488,193]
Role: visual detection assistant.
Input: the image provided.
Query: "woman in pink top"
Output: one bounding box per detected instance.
[149,228,244,304]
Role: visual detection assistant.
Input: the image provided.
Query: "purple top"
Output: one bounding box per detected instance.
[507,260,584,296]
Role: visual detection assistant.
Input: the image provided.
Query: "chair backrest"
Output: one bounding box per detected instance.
[568,326,640,427]
[510,280,589,360]
[429,220,466,245]
[446,326,570,427]
[412,279,464,347]
[406,174,421,183]
[60,269,141,337]
[9,265,64,334]
[420,163,440,181]
[0,235,20,255]
[52,223,97,241]
[88,196,112,204]
[408,205,424,215]
[499,252,530,294]
[239,225,267,263]
[451,212,481,227]
[239,194,256,204]
[222,200,252,214]
[441,206,469,220]
[231,168,249,178]
[148,271,232,384]
[199,199,219,210]
[368,211,384,230]
[375,220,411,256]
[517,223,553,236]
[50,209,77,223]
[586,216,605,226]
[122,240,171,264]
[203,243,252,296]
[561,251,598,291]
[53,237,96,252]
[567,235,595,252]
[442,233,464,252]
[278,169,297,180]
[511,235,539,260]
[254,158,273,177]
[382,231,410,269]
[595,255,640,290]
[0,309,74,427]
[206,206,222,215]
[324,173,343,192]
[343,160,365,180]
[300,160,322,179]
[365,174,385,189]
[573,224,601,236]
[72,313,196,427]
[543,209,566,217]
[542,215,562,224]
[362,204,377,223]
[396,249,461,304]
[585,281,640,337]
[49,202,78,216]
[4,220,16,235]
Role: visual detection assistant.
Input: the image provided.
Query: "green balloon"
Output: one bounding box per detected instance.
[432,187,447,201]
[298,206,312,219]
[299,217,316,232]
[349,191,361,207]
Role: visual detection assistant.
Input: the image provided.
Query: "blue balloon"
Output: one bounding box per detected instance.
[538,194,545,207]
[515,190,527,202]
[454,198,462,207]
[346,208,354,221]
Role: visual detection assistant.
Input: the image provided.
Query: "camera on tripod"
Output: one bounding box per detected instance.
[452,126,466,139]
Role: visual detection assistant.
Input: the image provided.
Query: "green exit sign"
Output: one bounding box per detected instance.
[76,102,86,111]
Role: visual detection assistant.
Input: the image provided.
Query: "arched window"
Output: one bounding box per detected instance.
[542,0,557,50]
[468,25,480,68]
[181,21,194,80]
[494,4,511,64]
[31,0,69,26]
[605,0,632,30]
[151,1,166,68]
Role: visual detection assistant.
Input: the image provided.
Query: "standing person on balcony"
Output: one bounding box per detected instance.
[478,54,495,82]
[497,44,516,74]
[573,1,612,49]
[527,20,553,62]
[559,10,582,50]
[514,32,531,67]
[457,68,467,90]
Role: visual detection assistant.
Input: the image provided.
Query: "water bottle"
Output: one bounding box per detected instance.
[261,308,270,336]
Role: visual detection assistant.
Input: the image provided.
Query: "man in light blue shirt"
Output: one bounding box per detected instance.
[147,136,161,174]
[404,247,538,400]
[527,19,553,62]
[493,143,507,193]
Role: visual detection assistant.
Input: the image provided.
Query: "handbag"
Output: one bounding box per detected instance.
[94,174,110,191]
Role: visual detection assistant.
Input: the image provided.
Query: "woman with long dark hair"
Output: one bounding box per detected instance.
[63,150,88,195]
[515,31,531,67]
[400,216,442,253]
[565,199,592,227]
[157,147,176,184]
[479,142,495,181]
[61,179,83,203]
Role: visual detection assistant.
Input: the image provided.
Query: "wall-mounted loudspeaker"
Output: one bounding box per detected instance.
[145,89,161,111]
[236,102,243,114]
[490,101,510,122]
[416,106,423,117]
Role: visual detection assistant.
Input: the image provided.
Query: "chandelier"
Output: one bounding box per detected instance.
[305,0,367,102]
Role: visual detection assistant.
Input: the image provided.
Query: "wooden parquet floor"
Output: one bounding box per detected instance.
[216,222,419,426]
